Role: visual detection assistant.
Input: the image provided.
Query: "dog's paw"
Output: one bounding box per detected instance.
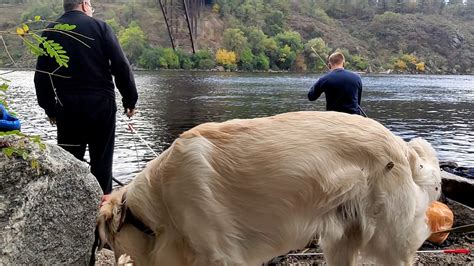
[117,254,134,265]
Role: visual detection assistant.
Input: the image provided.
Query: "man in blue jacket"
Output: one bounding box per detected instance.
[308,52,363,115]
[34,0,138,194]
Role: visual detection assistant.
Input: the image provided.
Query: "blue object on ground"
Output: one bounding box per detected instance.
[0,104,21,131]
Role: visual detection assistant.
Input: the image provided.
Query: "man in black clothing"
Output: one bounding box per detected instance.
[34,0,138,194]
[307,52,363,115]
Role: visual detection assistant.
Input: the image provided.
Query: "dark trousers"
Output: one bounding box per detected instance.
[56,94,116,194]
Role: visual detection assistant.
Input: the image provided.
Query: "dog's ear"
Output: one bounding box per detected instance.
[96,190,128,250]
[97,213,108,250]
[117,191,128,232]
[408,138,438,165]
[408,148,421,178]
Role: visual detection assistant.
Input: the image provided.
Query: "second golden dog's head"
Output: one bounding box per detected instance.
[408,137,442,201]
[97,188,154,263]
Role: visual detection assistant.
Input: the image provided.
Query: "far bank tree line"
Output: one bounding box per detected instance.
[1,0,472,73]
[115,19,426,73]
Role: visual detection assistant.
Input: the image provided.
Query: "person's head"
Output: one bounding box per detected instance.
[328,52,345,70]
[63,0,94,17]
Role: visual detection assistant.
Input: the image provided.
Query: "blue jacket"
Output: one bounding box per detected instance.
[0,104,21,131]
[308,69,363,115]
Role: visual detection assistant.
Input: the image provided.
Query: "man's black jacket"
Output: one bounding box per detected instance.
[34,10,138,117]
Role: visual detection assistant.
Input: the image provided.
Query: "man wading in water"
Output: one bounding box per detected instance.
[34,0,138,195]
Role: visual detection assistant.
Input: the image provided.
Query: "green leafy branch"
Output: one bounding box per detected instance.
[16,22,73,67]
[0,15,86,174]
[1,130,46,175]
[1,16,94,68]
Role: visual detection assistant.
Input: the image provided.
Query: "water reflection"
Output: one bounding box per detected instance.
[3,70,473,185]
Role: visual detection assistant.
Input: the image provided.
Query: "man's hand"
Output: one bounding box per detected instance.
[125,108,136,118]
[48,116,57,126]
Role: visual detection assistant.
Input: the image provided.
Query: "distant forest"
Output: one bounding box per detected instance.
[0,0,472,73]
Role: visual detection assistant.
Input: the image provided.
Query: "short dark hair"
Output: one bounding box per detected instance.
[63,0,84,12]
[328,52,345,66]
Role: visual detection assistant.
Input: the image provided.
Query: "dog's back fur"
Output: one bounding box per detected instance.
[98,111,441,265]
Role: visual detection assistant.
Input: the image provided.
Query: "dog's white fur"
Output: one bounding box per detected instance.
[98,111,441,265]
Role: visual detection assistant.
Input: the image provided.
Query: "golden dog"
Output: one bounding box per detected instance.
[98,111,441,265]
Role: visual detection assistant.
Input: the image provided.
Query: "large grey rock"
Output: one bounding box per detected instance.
[0,135,102,264]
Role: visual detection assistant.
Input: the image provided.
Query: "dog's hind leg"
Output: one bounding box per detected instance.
[320,236,359,266]
[320,224,361,266]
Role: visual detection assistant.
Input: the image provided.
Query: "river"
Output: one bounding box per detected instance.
[3,71,473,185]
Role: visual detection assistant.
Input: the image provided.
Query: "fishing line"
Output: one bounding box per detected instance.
[286,248,470,256]
[116,116,159,157]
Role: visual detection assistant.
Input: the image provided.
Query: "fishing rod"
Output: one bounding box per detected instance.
[287,248,470,257]
[433,224,474,234]
[310,46,368,118]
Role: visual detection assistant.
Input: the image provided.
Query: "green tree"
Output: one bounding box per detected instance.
[20,0,62,22]
[254,53,270,71]
[138,48,161,70]
[175,49,193,70]
[263,10,285,36]
[305,38,331,72]
[262,37,279,70]
[235,0,264,27]
[350,55,369,71]
[244,27,268,55]
[161,48,180,69]
[274,31,304,52]
[238,47,255,71]
[118,23,147,65]
[105,18,121,35]
[223,28,248,57]
[271,31,303,70]
[192,49,215,69]
[276,44,296,70]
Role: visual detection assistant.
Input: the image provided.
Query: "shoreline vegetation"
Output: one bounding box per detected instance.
[3,67,474,76]
[1,0,472,75]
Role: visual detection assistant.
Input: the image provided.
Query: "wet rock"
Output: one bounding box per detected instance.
[440,161,474,179]
[0,135,102,264]
[441,170,474,208]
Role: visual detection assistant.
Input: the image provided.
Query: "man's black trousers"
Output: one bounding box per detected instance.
[56,94,116,194]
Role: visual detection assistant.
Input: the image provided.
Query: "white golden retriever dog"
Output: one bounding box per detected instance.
[98,111,441,265]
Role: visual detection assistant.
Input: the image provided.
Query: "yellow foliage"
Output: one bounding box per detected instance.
[394,59,407,70]
[16,27,25,36]
[416,62,425,72]
[215,49,236,66]
[212,4,220,13]
[400,54,418,64]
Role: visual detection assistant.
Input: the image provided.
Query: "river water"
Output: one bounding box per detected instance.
[3,71,473,185]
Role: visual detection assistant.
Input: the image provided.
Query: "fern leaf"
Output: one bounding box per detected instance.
[41,39,69,67]
[53,24,77,31]
[22,38,46,57]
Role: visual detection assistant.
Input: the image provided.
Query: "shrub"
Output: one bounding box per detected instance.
[238,47,255,71]
[138,48,161,70]
[118,24,147,65]
[192,49,215,69]
[216,48,237,70]
[254,53,270,71]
